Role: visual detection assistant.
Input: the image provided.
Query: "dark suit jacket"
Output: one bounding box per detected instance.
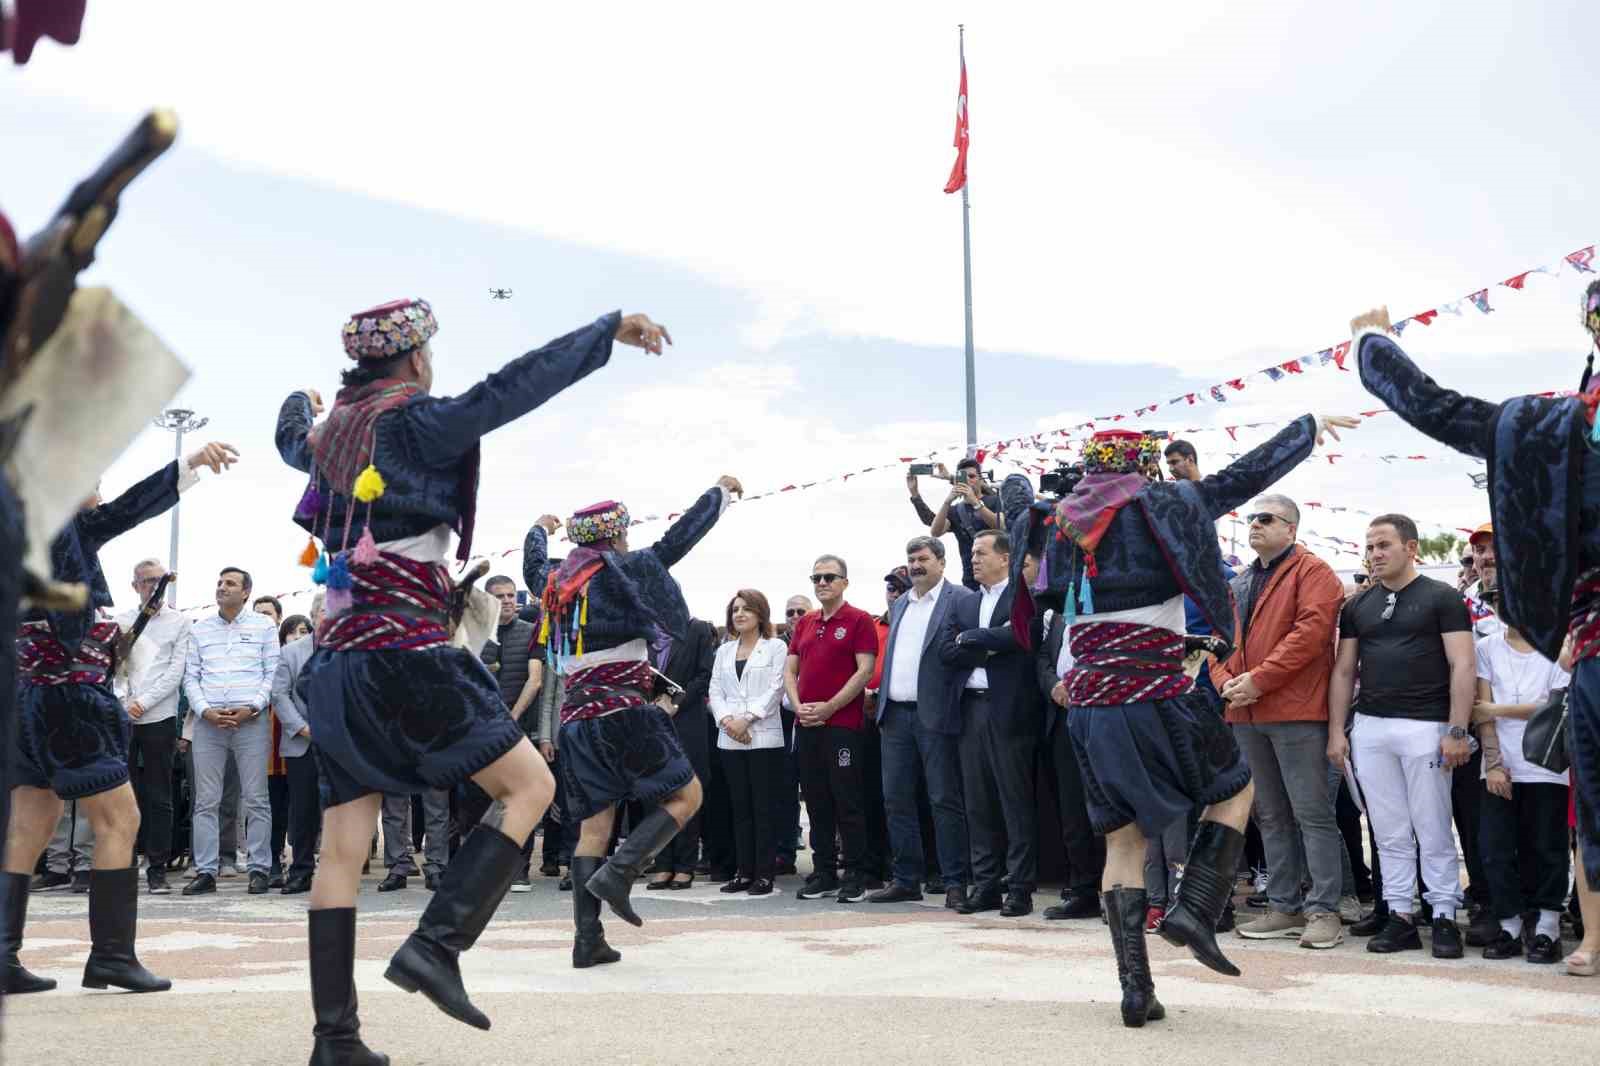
[876,580,973,736]
[663,618,717,719]
[1034,610,1069,738]
[941,583,1044,738]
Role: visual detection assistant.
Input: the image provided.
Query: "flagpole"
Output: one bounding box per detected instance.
[958,25,977,456]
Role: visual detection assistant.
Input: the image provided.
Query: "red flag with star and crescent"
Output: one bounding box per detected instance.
[943,58,969,194]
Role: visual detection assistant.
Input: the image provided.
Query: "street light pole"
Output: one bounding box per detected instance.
[152,408,208,606]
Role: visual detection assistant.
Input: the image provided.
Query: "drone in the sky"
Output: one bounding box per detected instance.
[489,288,513,300]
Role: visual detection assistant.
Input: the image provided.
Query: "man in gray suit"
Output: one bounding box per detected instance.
[272,593,324,895]
[867,536,974,909]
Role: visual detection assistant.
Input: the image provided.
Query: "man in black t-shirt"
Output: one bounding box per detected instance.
[1329,514,1476,960]
[908,459,1002,591]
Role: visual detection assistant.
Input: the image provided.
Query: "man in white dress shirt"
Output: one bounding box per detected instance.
[115,558,191,895]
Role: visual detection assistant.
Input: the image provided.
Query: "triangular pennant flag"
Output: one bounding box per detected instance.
[1263,367,1285,381]
[1225,426,1238,441]
[1468,289,1493,313]
[1227,378,1246,390]
[1413,310,1438,326]
[1280,360,1304,374]
[1209,385,1228,403]
[1567,246,1596,273]
[1392,319,1409,336]
[1316,348,1333,365]
[1440,300,1463,316]
[1185,393,1197,405]
[1502,271,1533,291]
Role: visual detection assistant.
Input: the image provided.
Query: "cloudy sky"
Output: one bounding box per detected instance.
[3,1,1595,621]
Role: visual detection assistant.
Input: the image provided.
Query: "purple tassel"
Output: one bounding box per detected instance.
[326,552,352,591]
[324,585,353,617]
[352,525,379,566]
[294,483,324,522]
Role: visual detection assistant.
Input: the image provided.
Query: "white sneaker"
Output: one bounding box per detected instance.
[1237,910,1306,939]
[1300,912,1345,949]
[1337,895,1364,925]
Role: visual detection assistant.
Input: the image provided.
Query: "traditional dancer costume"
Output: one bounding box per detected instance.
[277,300,622,1064]
[4,462,197,996]
[1009,420,1320,1026]
[1355,305,1600,890]
[530,491,728,965]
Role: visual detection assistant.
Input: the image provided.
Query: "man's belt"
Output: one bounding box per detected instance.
[1064,621,1193,707]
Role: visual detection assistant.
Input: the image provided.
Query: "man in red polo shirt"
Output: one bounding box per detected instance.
[785,554,879,902]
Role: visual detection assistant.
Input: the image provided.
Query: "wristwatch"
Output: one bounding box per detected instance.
[1446,725,1468,740]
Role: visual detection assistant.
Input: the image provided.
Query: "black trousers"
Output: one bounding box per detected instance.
[654,706,711,874]
[861,720,889,878]
[775,704,802,859]
[540,753,571,868]
[958,691,1039,893]
[700,715,736,873]
[284,751,322,879]
[1480,781,1570,919]
[268,774,290,873]
[722,746,782,879]
[1452,747,1487,905]
[128,718,179,866]
[796,725,868,876]
[1335,772,1374,898]
[1042,718,1103,893]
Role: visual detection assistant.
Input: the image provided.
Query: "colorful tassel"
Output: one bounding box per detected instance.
[325,586,353,617]
[352,526,379,566]
[1591,412,1600,444]
[1078,567,1094,615]
[311,552,330,585]
[326,553,352,591]
[352,464,387,503]
[297,538,319,567]
[1064,582,1077,626]
[294,483,324,521]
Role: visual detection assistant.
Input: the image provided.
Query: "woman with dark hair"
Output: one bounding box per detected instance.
[707,590,787,894]
[265,614,313,886]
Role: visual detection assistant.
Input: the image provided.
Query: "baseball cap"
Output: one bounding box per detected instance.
[1469,522,1493,545]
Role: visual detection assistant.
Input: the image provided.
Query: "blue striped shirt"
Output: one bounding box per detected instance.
[183,608,280,713]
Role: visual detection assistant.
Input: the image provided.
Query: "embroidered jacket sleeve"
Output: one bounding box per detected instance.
[1356,330,1496,459]
[646,485,730,570]
[1196,414,1317,519]
[402,312,621,458]
[75,460,189,550]
[522,523,549,593]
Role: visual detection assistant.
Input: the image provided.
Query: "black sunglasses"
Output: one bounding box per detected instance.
[1246,512,1287,526]
[784,608,807,617]
[1353,574,1368,585]
[809,573,844,586]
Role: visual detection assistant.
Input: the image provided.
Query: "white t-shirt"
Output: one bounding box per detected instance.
[1474,633,1570,786]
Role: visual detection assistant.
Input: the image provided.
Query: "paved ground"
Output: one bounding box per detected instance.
[7,863,1599,1065]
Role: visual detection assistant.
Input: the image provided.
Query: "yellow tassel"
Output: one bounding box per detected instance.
[297,538,319,567]
[579,588,589,626]
[352,464,386,503]
[575,628,584,657]
[537,612,550,643]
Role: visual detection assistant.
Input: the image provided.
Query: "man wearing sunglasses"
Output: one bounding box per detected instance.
[1328,514,1475,959]
[784,558,879,902]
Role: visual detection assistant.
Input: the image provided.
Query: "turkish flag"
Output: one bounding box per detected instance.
[944,58,969,193]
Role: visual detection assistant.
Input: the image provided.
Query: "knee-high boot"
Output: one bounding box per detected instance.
[308,908,388,1066]
[570,855,622,969]
[1157,820,1244,977]
[584,807,683,927]
[82,866,171,992]
[1104,886,1165,1028]
[383,824,523,1030]
[1,871,56,993]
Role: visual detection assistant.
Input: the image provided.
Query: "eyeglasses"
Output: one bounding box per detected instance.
[1246,513,1286,527]
[1381,591,1397,621]
[1353,574,1368,585]
[784,608,807,617]
[809,573,844,586]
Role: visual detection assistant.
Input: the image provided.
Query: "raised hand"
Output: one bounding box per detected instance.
[186,442,240,474]
[615,313,673,355]
[302,389,326,416]
[1316,415,1361,446]
[536,514,561,535]
[716,475,745,498]
[1349,307,1393,336]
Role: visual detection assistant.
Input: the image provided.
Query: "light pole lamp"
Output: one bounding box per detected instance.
[152,408,208,605]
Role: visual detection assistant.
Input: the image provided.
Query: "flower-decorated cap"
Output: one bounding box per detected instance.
[341,298,438,361]
[567,500,631,545]
[1082,429,1162,475]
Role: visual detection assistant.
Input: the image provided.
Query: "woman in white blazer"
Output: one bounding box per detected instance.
[708,589,788,895]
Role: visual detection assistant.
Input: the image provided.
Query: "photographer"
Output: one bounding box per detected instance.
[908,459,1001,592]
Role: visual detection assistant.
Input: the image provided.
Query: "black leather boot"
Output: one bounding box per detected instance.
[1158,821,1244,977]
[1104,887,1165,1028]
[584,807,682,927]
[308,909,389,1066]
[2,871,56,993]
[570,856,622,969]
[383,825,523,1030]
[82,867,171,992]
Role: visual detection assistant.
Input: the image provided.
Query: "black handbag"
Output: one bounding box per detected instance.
[1521,687,1570,775]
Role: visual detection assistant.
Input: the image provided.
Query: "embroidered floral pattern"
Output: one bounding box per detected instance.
[341,298,438,361]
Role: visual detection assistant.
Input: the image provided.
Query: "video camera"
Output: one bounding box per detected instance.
[1038,462,1084,498]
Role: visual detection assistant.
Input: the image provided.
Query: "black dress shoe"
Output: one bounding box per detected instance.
[1482,929,1523,960]
[248,871,270,895]
[268,872,285,890]
[281,875,314,895]
[181,873,216,897]
[71,871,91,895]
[1527,933,1561,964]
[1465,905,1499,947]
[29,870,70,892]
[377,874,408,893]
[423,873,440,892]
[747,878,774,896]
[1000,891,1033,918]
[558,875,573,892]
[957,890,1003,915]
[1045,889,1101,921]
[540,862,561,878]
[646,876,676,891]
[945,887,967,910]
[720,878,754,894]
[866,883,923,904]
[925,877,947,894]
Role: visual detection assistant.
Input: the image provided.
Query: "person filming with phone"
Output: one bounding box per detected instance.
[907,459,1001,591]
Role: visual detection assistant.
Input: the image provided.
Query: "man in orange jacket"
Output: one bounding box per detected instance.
[1209,493,1347,950]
